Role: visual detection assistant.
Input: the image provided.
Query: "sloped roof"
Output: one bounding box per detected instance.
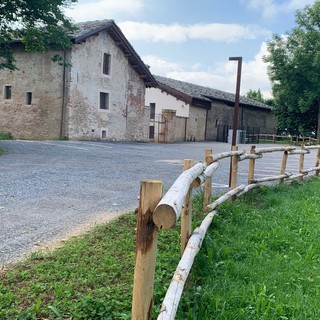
[73,20,157,87]
[155,75,272,110]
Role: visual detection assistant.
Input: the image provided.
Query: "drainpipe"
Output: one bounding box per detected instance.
[204,109,208,140]
[184,117,187,141]
[60,50,67,139]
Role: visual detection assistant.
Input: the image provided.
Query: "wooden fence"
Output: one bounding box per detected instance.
[258,133,317,145]
[131,144,320,320]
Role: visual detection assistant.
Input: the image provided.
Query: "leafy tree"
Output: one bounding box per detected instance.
[246,89,264,103]
[246,89,274,107]
[264,1,320,143]
[0,0,77,70]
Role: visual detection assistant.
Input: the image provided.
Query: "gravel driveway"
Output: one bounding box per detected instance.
[0,140,318,266]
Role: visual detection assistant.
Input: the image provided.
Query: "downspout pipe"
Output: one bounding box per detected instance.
[60,50,67,139]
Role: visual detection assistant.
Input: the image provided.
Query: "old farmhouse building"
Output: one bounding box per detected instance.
[146,75,276,143]
[0,20,157,141]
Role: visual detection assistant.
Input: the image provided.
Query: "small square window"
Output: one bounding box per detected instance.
[103,53,111,75]
[26,92,32,105]
[100,92,109,110]
[4,86,11,99]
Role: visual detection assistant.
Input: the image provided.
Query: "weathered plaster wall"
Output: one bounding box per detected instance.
[145,87,190,117]
[186,106,207,141]
[0,49,64,139]
[67,31,148,141]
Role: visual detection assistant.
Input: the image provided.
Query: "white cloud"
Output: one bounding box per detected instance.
[118,21,270,43]
[64,0,144,22]
[242,0,315,19]
[143,43,272,98]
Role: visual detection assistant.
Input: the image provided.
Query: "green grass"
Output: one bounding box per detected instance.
[0,131,13,140]
[177,177,320,319]
[1,179,320,319]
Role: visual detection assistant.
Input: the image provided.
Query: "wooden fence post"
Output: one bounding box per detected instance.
[132,180,162,320]
[280,151,288,184]
[299,144,305,181]
[273,134,276,144]
[230,146,239,190]
[181,159,194,256]
[203,149,212,211]
[316,148,320,177]
[248,145,256,184]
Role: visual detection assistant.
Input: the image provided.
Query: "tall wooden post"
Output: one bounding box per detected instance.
[315,148,320,177]
[248,145,256,184]
[203,149,212,211]
[181,159,194,256]
[230,145,239,190]
[280,151,288,184]
[132,180,162,320]
[299,144,305,181]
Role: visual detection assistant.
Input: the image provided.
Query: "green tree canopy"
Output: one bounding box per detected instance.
[264,1,320,142]
[246,89,264,103]
[0,0,77,70]
[246,89,274,107]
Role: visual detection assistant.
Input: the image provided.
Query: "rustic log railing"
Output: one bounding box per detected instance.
[258,133,317,145]
[131,144,320,320]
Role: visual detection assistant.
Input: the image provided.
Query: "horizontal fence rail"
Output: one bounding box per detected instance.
[132,144,320,320]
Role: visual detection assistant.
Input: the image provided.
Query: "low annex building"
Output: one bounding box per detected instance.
[0,20,157,141]
[146,75,276,143]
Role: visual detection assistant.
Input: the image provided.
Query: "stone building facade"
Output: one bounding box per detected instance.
[0,20,156,141]
[146,75,276,143]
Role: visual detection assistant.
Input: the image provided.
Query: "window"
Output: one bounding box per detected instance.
[149,126,155,139]
[101,130,107,138]
[4,86,11,99]
[103,53,111,75]
[26,92,32,105]
[150,103,155,119]
[100,92,109,110]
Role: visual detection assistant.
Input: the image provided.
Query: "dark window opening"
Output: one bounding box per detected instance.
[102,130,107,138]
[4,86,11,99]
[100,92,109,110]
[150,103,155,119]
[103,53,111,75]
[26,92,32,105]
[149,126,155,139]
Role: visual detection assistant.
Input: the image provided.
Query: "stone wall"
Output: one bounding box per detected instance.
[186,105,207,141]
[205,101,276,140]
[161,110,186,143]
[67,31,149,141]
[0,48,65,139]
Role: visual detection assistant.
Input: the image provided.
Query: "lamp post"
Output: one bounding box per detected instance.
[229,56,242,147]
[229,56,242,187]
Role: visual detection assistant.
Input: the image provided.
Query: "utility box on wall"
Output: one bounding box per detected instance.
[228,129,246,144]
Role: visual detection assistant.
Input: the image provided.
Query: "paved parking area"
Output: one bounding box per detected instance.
[0,140,318,265]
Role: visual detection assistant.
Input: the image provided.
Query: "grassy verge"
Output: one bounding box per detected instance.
[177,177,320,319]
[1,178,320,319]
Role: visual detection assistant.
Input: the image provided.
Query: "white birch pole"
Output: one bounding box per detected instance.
[153,162,206,230]
[255,146,296,154]
[192,162,220,188]
[157,185,246,320]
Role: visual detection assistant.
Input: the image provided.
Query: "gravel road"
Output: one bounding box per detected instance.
[0,140,318,266]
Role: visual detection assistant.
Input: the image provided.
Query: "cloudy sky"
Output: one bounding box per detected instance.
[64,0,315,98]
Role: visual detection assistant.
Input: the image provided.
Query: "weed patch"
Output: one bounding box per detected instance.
[0,132,13,140]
